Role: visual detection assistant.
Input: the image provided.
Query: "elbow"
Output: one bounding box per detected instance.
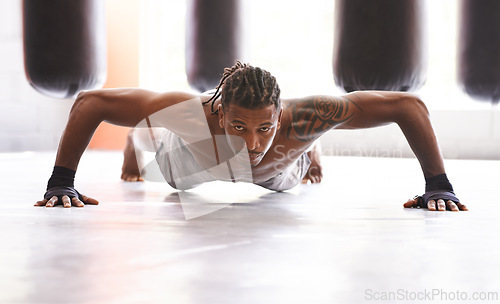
[410,95,429,116]
[402,94,429,117]
[393,94,430,125]
[71,90,91,113]
[70,90,104,122]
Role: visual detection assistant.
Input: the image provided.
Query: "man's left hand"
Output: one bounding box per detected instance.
[404,196,468,211]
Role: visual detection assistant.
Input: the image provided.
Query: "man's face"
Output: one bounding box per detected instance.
[218,103,282,167]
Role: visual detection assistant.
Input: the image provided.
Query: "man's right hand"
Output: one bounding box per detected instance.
[35,186,99,208]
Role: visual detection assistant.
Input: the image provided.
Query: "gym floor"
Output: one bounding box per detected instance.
[1,151,498,304]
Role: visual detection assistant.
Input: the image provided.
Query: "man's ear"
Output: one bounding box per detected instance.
[277,106,283,130]
[218,104,224,129]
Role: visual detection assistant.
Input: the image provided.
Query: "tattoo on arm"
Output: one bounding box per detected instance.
[287,95,362,142]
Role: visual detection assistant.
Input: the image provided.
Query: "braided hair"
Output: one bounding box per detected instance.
[203,61,281,114]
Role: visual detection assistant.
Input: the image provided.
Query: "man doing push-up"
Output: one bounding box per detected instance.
[35,62,466,211]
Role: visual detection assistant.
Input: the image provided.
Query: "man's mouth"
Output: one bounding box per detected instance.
[248,153,262,161]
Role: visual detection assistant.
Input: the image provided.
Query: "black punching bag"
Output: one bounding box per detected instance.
[23,0,106,99]
[333,0,426,92]
[458,0,500,103]
[186,0,241,92]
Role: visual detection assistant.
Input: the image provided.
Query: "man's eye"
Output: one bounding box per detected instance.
[260,127,270,132]
[234,126,244,131]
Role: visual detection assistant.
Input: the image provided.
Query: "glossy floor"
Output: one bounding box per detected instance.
[1,151,498,304]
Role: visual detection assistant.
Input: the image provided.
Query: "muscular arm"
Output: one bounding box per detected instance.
[37,88,196,207]
[55,89,196,171]
[287,91,466,211]
[340,91,445,178]
[287,91,443,178]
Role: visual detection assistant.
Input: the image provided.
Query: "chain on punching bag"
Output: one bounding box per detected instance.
[333,0,426,93]
[458,0,500,103]
[185,0,242,92]
[23,0,107,99]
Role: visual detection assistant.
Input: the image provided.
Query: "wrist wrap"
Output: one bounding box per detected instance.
[45,166,83,201]
[425,173,453,192]
[419,173,459,207]
[47,166,76,189]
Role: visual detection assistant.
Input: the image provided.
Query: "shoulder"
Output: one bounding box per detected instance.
[279,95,361,142]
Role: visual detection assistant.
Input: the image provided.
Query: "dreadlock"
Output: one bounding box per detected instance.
[203,61,281,114]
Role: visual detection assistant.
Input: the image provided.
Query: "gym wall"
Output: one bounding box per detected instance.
[0,0,499,158]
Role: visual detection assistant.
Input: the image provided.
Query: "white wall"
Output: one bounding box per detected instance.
[139,0,500,160]
[0,0,73,152]
[1,0,499,159]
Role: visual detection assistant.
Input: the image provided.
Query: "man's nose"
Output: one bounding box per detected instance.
[245,132,260,151]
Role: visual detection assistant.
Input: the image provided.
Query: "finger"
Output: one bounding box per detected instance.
[437,199,446,211]
[446,200,459,212]
[124,175,143,182]
[81,195,99,205]
[34,199,48,207]
[310,169,321,183]
[71,196,85,207]
[61,195,71,208]
[456,202,468,211]
[311,171,321,183]
[403,198,417,208]
[46,196,58,207]
[427,199,436,211]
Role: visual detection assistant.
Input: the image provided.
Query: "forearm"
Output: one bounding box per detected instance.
[396,98,445,178]
[53,92,104,171]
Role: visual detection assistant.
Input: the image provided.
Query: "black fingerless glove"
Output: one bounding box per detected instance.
[44,166,83,201]
[418,173,460,208]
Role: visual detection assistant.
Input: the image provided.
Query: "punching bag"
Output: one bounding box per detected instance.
[458,0,500,103]
[333,0,426,92]
[23,0,106,99]
[186,0,241,92]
